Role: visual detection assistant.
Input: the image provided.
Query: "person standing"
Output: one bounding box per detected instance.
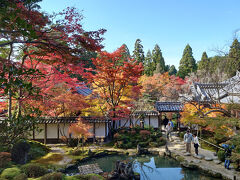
[184,130,193,154]
[222,144,234,170]
[166,122,173,140]
[193,133,200,155]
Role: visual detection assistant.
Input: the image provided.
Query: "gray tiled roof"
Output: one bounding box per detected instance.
[76,86,92,96]
[133,110,159,116]
[155,102,183,112]
[37,116,109,124]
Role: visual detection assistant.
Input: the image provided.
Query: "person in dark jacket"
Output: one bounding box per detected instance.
[222,144,234,169]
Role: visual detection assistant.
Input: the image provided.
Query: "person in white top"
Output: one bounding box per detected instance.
[166,122,173,140]
[193,133,200,155]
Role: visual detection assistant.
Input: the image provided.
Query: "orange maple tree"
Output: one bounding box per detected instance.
[84,46,143,124]
[69,118,92,149]
[141,72,186,102]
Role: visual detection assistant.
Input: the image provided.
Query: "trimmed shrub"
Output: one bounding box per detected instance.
[1,167,21,180]
[217,150,225,162]
[11,140,30,164]
[0,152,11,169]
[21,163,47,178]
[139,130,151,136]
[41,172,65,180]
[28,140,50,160]
[13,173,27,180]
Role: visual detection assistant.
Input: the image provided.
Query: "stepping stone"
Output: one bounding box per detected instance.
[193,159,200,164]
[204,157,213,161]
[184,152,191,156]
[193,154,204,159]
[213,160,221,164]
[212,156,218,160]
[181,150,187,154]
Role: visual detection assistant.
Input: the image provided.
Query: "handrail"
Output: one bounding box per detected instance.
[198,137,225,151]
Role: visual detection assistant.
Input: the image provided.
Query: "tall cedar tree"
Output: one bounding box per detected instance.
[198,52,209,71]
[132,39,145,64]
[168,65,177,75]
[178,44,197,78]
[152,44,165,74]
[85,46,143,127]
[144,50,153,76]
[227,39,240,76]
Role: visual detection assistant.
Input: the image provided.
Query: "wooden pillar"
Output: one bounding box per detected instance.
[158,112,162,129]
[105,121,107,137]
[44,123,47,144]
[93,122,96,142]
[177,112,180,131]
[148,115,151,127]
[57,123,60,141]
[32,124,35,140]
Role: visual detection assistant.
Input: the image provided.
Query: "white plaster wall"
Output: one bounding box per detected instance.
[150,116,159,128]
[59,123,70,138]
[35,124,44,139]
[47,124,58,138]
[88,124,94,138]
[144,117,149,126]
[95,123,105,138]
[132,117,140,126]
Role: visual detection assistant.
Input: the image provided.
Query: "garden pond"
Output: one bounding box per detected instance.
[66,154,221,180]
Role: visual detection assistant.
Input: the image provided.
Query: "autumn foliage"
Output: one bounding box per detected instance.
[180,103,235,137]
[141,72,186,102]
[69,118,92,139]
[84,46,143,120]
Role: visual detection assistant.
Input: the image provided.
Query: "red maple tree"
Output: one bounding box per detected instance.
[84,46,143,126]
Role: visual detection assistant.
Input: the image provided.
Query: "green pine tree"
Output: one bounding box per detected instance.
[144,50,154,76]
[177,44,197,78]
[132,39,145,64]
[227,39,240,76]
[229,39,240,59]
[198,51,209,71]
[168,65,177,75]
[152,44,165,74]
[121,44,131,61]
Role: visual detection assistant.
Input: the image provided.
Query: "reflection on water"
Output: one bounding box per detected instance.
[76,155,220,180]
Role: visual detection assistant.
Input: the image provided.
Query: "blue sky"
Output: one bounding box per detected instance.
[39,0,240,68]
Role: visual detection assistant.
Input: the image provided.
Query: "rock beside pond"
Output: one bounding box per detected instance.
[180,161,198,170]
[204,157,213,161]
[192,160,200,164]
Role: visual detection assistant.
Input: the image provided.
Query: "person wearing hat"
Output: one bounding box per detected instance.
[184,129,193,154]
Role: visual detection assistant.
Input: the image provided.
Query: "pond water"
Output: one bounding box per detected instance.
[69,155,220,180]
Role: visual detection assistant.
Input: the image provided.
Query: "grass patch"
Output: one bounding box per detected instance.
[33,153,64,165]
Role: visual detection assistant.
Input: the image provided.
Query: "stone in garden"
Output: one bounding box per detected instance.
[193,154,204,159]
[213,160,221,164]
[204,157,213,161]
[184,152,191,156]
[193,159,200,164]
